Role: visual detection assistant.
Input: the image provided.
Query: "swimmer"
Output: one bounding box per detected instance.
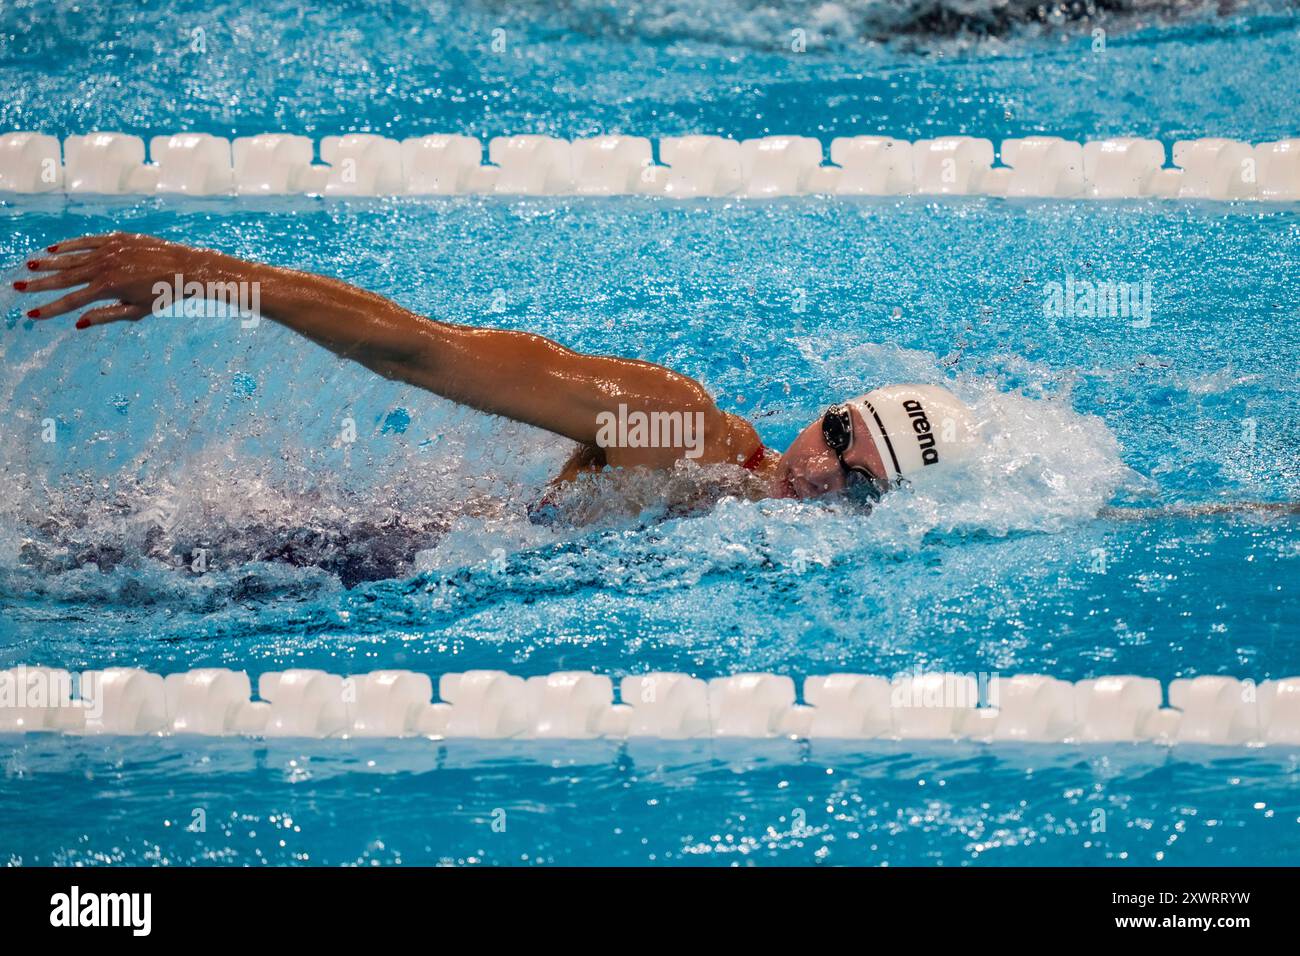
[15,233,979,513]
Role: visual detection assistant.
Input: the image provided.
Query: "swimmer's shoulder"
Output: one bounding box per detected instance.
[547,413,764,480]
[717,413,767,469]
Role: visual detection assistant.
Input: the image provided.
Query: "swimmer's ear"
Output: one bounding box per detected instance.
[76,301,151,329]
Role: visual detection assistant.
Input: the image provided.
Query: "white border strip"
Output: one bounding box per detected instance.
[1,132,1298,201]
[3,666,1298,746]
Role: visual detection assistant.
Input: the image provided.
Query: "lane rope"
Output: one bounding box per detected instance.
[3,666,1297,745]
[1,132,1297,200]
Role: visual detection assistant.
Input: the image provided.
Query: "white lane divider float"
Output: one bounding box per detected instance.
[2,131,1297,201]
[233,133,318,195]
[0,132,62,192]
[998,136,1086,198]
[320,133,404,197]
[150,132,235,195]
[1255,139,1300,200]
[829,136,914,196]
[571,135,654,196]
[1082,137,1169,198]
[644,135,744,198]
[62,132,154,195]
[2,666,1299,746]
[488,134,574,195]
[911,136,996,196]
[400,134,485,195]
[1172,138,1259,200]
[736,135,825,197]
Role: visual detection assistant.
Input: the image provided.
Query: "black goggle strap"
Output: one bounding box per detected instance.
[843,466,886,502]
[820,405,891,502]
[822,400,901,485]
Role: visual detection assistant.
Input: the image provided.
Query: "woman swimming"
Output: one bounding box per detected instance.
[15,232,979,512]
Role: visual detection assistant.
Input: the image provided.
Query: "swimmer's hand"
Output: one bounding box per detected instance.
[19,232,205,327]
[19,232,760,470]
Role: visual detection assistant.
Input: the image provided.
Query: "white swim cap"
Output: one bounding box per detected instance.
[844,384,977,481]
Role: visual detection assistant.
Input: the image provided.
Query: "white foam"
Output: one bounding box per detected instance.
[796,344,1133,541]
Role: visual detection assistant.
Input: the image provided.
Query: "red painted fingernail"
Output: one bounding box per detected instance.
[47,244,58,252]
[26,260,39,270]
[27,309,40,318]
[75,317,90,330]
[12,281,27,290]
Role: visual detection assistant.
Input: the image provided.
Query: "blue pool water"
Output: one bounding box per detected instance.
[1,1,1299,865]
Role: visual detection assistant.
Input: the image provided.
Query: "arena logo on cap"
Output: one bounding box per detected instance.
[901,399,940,465]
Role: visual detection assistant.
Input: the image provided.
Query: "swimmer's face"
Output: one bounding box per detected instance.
[775,405,889,499]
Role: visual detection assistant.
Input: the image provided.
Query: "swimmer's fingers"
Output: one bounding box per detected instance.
[44,234,119,254]
[47,232,170,256]
[23,251,96,273]
[26,284,112,320]
[76,301,150,329]
[14,265,98,293]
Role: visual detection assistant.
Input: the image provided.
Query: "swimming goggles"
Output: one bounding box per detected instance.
[821,404,892,502]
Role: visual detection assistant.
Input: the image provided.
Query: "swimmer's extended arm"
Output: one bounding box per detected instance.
[20,233,759,467]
